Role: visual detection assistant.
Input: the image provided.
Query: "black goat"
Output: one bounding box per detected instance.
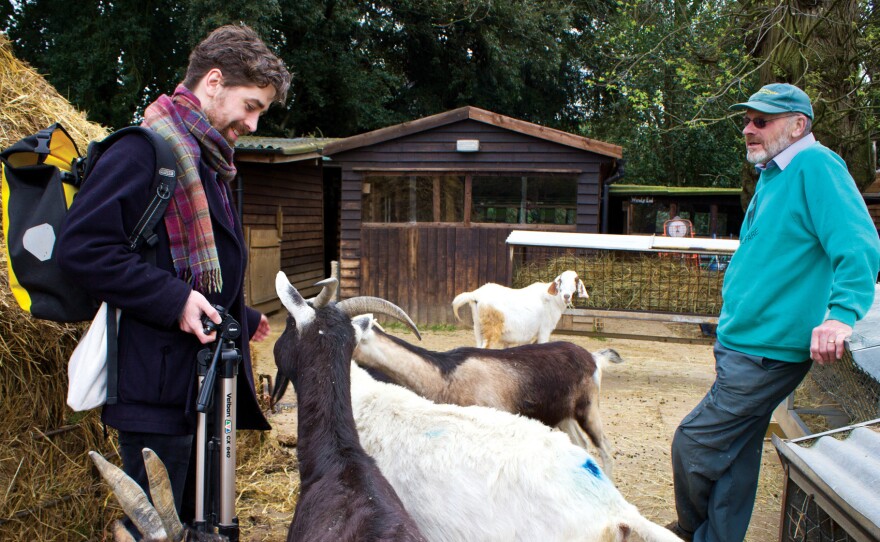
[274,272,426,542]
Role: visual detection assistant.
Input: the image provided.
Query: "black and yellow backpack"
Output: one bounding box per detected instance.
[1,123,176,322]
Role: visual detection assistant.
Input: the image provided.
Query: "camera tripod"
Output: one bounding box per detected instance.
[193,305,242,541]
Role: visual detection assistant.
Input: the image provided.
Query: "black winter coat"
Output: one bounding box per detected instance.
[58,132,270,435]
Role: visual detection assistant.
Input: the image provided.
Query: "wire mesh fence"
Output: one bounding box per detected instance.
[804,350,880,427]
[510,245,728,316]
[781,481,856,542]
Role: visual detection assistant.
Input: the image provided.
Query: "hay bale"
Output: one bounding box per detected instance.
[0,33,108,150]
[0,33,119,540]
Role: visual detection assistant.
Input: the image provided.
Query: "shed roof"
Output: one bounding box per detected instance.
[235,136,338,163]
[321,106,623,159]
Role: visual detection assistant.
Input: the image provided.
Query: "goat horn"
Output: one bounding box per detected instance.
[309,278,338,308]
[143,448,186,542]
[88,451,170,541]
[337,296,422,340]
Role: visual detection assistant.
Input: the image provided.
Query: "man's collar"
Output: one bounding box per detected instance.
[756,133,816,171]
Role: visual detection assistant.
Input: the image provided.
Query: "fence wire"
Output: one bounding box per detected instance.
[781,481,854,542]
[797,349,880,429]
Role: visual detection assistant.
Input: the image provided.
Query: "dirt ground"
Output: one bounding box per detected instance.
[248,312,784,542]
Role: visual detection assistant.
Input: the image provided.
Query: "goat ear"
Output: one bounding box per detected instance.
[576,277,588,298]
[352,314,374,343]
[548,279,559,296]
[276,271,315,330]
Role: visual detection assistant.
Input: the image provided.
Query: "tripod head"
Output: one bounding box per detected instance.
[196,305,242,413]
[201,304,241,341]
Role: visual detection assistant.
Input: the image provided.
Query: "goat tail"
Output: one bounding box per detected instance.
[451,291,476,322]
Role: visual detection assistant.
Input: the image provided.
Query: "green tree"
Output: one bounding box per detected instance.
[740,0,880,192]
[3,0,281,130]
[583,0,749,187]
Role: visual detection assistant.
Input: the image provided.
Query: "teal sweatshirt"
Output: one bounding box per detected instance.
[717,142,880,362]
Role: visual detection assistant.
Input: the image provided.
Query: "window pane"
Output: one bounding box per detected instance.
[423,175,464,222]
[472,176,524,223]
[525,177,577,224]
[472,175,576,224]
[363,175,464,223]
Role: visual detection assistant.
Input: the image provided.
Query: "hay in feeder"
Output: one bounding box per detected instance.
[513,251,726,316]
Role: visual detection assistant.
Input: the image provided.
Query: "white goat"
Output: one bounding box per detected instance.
[352,322,622,478]
[452,270,588,348]
[347,339,682,542]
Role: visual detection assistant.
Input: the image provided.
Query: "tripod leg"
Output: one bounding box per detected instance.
[193,408,208,529]
[218,373,239,540]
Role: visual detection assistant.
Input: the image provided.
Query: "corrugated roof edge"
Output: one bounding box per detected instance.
[236,136,340,155]
[609,184,742,196]
[773,420,880,536]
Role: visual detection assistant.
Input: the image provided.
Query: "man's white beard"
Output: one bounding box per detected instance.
[747,134,793,165]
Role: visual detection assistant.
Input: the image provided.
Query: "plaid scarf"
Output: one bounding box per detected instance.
[142,85,236,294]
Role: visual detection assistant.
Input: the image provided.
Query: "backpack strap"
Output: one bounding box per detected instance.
[123,128,177,253]
[105,303,119,405]
[88,127,177,406]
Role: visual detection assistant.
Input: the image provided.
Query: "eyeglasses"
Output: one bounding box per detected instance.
[742,114,799,129]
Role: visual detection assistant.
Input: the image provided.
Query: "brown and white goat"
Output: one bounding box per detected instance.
[352,323,623,479]
[452,270,588,348]
[273,272,426,542]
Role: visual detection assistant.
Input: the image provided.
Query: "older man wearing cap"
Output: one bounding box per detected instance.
[667,83,880,541]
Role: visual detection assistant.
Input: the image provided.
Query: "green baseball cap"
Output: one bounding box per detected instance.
[730,83,813,120]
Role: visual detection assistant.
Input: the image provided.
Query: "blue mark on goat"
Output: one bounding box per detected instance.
[581,458,602,478]
[425,429,444,439]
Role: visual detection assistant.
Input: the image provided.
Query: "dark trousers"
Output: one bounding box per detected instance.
[118,430,194,535]
[671,342,811,542]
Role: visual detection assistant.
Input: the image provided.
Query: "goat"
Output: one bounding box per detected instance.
[273,272,427,542]
[90,448,225,542]
[452,270,588,348]
[348,355,683,542]
[352,322,623,479]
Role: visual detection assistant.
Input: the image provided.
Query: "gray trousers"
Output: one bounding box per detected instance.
[671,342,811,542]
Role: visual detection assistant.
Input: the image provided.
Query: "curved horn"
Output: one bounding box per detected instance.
[309,278,338,308]
[88,451,169,541]
[143,448,185,542]
[337,296,421,340]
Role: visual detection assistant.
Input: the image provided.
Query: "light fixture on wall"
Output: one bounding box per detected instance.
[456,139,480,152]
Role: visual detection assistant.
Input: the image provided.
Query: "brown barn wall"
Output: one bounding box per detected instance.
[331,119,614,321]
[239,161,325,300]
[868,203,880,230]
[360,225,515,325]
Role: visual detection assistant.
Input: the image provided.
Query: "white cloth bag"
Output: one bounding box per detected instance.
[67,302,120,411]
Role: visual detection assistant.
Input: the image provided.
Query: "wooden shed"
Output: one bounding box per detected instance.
[322,106,622,325]
[607,184,745,238]
[234,136,338,314]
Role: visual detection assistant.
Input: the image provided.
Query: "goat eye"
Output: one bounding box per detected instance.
[319,330,324,335]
